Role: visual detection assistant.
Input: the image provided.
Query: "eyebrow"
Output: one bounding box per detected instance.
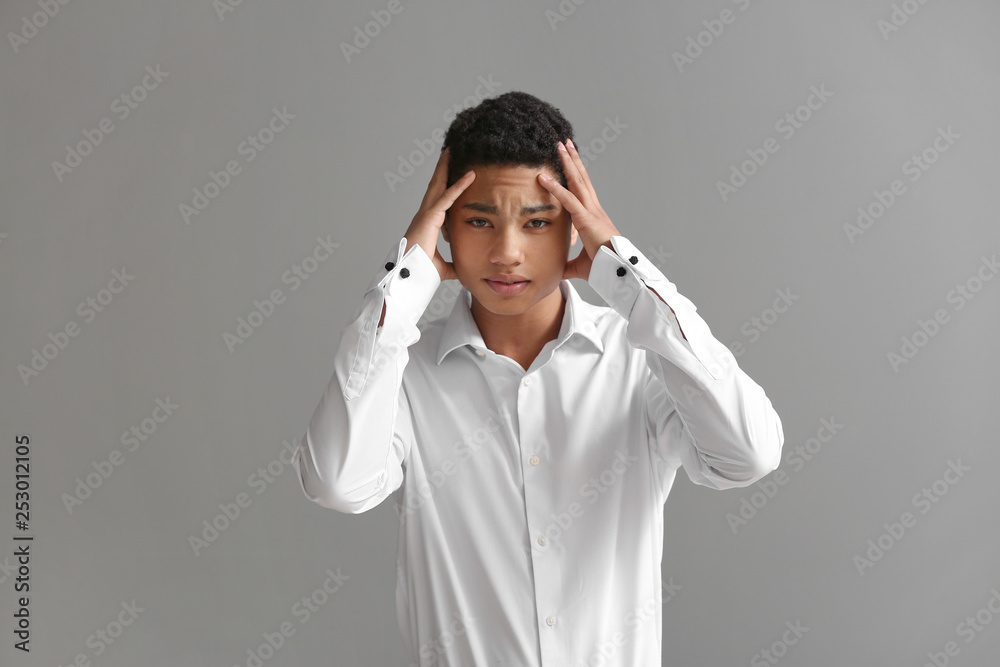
[460,202,558,215]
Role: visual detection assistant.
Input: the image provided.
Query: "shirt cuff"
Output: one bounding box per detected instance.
[344,237,441,400]
[586,235,732,381]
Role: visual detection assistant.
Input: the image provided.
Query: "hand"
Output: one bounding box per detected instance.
[403,147,476,282]
[537,139,622,282]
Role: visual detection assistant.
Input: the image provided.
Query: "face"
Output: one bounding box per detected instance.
[441,164,578,318]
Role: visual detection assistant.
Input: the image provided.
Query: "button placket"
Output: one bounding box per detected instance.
[517,370,557,641]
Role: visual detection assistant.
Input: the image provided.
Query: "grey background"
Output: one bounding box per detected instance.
[2,0,998,665]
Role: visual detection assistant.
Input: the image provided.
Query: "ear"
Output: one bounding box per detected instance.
[568,218,578,247]
[442,214,451,243]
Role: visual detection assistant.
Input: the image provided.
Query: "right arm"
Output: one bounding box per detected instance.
[291,238,440,514]
[292,147,476,514]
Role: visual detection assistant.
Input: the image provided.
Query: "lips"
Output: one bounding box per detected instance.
[485,278,530,295]
[485,274,529,283]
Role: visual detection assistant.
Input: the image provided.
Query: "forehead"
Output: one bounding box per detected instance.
[458,164,559,198]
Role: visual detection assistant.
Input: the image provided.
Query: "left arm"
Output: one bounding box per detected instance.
[539,139,784,490]
[587,235,784,489]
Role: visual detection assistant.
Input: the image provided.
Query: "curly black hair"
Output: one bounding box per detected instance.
[442,91,575,191]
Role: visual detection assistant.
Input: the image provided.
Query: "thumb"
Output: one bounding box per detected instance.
[562,254,583,282]
[433,253,459,282]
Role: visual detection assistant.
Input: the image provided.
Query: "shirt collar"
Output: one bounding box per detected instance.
[436,280,605,365]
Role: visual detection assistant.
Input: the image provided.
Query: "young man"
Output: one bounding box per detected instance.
[292,91,785,665]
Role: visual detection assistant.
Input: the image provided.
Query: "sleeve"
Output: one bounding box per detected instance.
[291,236,440,513]
[586,234,784,491]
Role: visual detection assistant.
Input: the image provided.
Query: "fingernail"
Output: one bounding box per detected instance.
[566,138,574,149]
[540,173,552,181]
[557,141,567,152]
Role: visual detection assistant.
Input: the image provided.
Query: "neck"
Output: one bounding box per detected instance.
[470,284,566,367]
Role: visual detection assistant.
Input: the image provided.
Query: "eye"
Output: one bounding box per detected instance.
[465,219,551,228]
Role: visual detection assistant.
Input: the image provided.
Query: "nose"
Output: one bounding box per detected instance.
[489,225,525,265]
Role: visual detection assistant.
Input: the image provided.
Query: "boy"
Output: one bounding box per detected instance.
[292,91,785,665]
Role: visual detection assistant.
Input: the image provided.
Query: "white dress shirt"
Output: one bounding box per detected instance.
[292,234,785,666]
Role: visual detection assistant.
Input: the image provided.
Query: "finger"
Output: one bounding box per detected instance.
[537,170,587,221]
[557,141,596,211]
[429,169,476,220]
[418,148,452,213]
[564,139,599,206]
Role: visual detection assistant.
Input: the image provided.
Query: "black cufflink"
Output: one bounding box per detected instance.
[400,268,410,278]
[616,267,626,277]
[629,256,638,264]
[385,261,395,270]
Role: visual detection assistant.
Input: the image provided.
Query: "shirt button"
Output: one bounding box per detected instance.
[537,536,547,546]
[546,616,557,627]
[616,267,626,277]
[385,261,395,270]
[399,267,410,279]
[523,376,532,386]
[529,455,540,466]
[629,255,638,264]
